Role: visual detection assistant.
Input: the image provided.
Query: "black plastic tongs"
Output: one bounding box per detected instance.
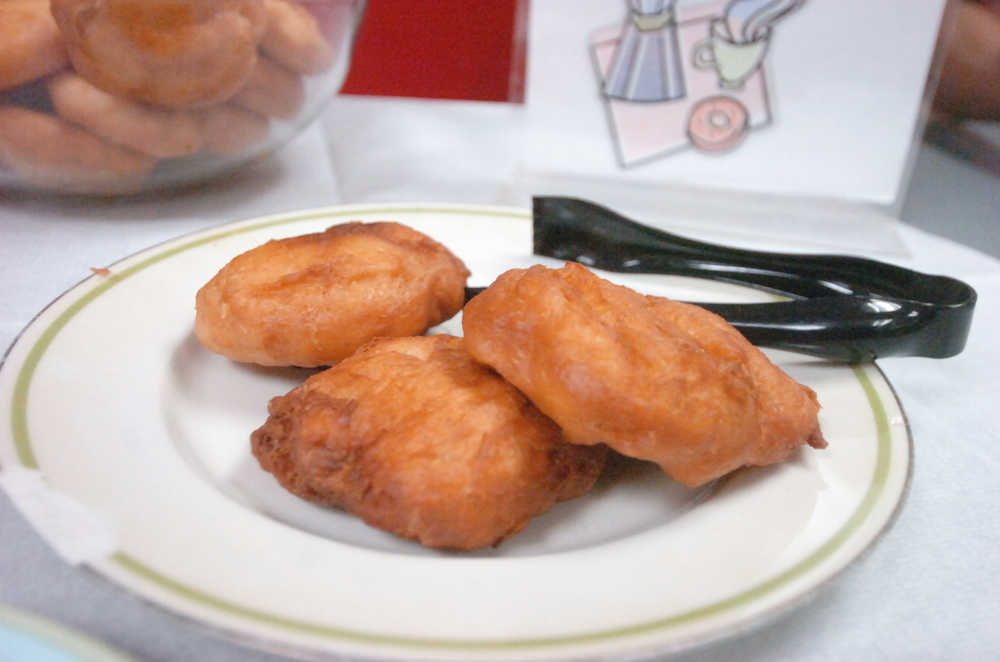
[469,197,977,363]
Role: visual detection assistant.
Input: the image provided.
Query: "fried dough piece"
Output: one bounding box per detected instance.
[0,105,155,191]
[462,263,825,488]
[0,0,69,92]
[230,56,305,119]
[48,72,203,158]
[251,335,608,550]
[195,222,470,367]
[196,104,270,155]
[260,0,335,75]
[50,0,265,108]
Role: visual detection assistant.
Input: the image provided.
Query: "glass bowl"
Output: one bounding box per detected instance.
[0,0,364,196]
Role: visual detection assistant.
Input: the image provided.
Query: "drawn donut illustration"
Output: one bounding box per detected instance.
[686,95,749,152]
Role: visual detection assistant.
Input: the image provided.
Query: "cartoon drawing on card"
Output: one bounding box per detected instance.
[592,0,806,166]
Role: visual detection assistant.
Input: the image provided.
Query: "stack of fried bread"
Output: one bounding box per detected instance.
[0,0,339,192]
[195,221,826,550]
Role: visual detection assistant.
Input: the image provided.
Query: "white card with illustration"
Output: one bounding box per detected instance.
[596,0,802,163]
[520,0,948,251]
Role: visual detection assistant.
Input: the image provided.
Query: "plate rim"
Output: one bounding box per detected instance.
[0,203,913,659]
[0,604,139,662]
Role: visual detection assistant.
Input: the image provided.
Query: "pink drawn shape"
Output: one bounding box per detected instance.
[688,95,750,151]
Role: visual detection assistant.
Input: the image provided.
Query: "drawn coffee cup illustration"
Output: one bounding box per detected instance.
[693,19,770,89]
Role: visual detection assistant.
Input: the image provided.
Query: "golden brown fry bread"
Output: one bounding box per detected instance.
[462,263,826,488]
[230,56,305,119]
[0,0,69,92]
[261,0,334,75]
[0,104,155,191]
[48,72,203,158]
[50,0,265,108]
[251,335,608,550]
[195,222,470,367]
[196,104,270,156]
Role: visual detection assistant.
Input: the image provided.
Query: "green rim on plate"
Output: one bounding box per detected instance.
[4,205,900,654]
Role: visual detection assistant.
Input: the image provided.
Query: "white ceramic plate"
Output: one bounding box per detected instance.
[0,204,910,661]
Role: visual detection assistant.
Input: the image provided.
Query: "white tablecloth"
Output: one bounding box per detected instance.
[1,112,998,662]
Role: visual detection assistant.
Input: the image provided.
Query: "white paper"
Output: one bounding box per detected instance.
[522,0,947,205]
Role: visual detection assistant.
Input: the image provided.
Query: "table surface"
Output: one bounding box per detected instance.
[1,113,998,662]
